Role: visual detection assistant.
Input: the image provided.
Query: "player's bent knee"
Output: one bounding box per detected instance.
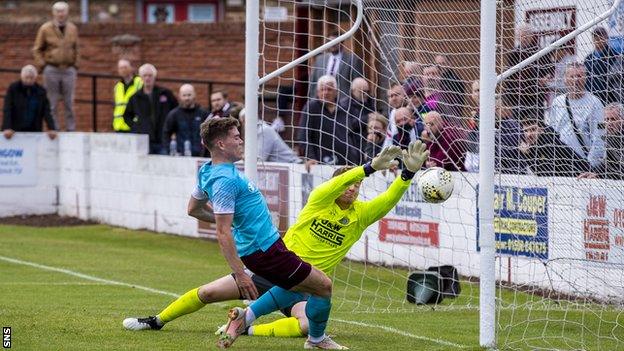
[197,285,218,303]
[318,277,333,297]
[197,287,212,303]
[309,268,333,297]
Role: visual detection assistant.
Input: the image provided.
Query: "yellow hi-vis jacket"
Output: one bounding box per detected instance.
[113,76,142,131]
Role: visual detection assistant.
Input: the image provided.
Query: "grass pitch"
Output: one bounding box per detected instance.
[0,224,622,350]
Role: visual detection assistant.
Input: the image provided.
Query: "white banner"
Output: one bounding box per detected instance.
[0,136,38,187]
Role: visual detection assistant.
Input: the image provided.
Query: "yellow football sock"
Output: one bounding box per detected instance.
[157,287,205,323]
[249,317,304,338]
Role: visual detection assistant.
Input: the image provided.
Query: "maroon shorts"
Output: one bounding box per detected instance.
[241,238,312,290]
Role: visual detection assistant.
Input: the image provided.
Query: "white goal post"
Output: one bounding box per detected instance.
[478,0,497,346]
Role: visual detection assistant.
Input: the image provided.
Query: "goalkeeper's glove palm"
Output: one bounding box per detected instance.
[371,145,402,170]
[402,140,430,172]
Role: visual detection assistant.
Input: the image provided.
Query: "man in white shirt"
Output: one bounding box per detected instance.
[548,62,605,169]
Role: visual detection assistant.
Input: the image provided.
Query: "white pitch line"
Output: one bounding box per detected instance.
[0,255,469,348]
[332,318,467,348]
[0,255,179,298]
[2,282,112,286]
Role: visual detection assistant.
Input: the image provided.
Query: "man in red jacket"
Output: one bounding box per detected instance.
[421,111,467,171]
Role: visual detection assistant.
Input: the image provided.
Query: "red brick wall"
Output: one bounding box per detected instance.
[0,22,294,132]
[0,0,136,24]
[0,0,265,24]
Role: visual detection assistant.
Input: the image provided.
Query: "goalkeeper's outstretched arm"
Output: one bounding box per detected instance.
[361,141,430,226]
[305,145,402,208]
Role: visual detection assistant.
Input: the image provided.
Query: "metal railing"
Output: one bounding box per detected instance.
[0,67,244,132]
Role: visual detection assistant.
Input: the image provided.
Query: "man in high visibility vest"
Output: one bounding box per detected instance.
[113,59,142,132]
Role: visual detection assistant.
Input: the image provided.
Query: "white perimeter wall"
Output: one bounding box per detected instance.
[1,133,623,300]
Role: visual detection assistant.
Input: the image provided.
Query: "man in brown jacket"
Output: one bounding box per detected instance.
[33,1,79,131]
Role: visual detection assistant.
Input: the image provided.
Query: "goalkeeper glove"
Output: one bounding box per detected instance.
[371,145,401,171]
[401,140,430,172]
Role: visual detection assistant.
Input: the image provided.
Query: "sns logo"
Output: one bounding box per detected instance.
[3,326,10,349]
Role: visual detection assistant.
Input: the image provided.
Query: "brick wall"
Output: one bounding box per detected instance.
[0,0,289,24]
[0,22,294,132]
[0,0,136,24]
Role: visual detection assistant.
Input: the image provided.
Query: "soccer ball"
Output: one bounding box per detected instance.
[417,167,454,203]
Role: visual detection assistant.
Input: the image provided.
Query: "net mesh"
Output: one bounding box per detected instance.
[256,0,624,349]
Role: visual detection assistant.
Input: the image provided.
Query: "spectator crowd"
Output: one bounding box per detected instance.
[291,25,624,180]
[2,3,623,181]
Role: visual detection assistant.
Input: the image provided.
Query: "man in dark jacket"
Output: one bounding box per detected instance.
[162,84,208,156]
[464,101,524,174]
[584,27,622,105]
[519,118,590,177]
[308,32,364,100]
[339,77,376,164]
[297,75,353,166]
[123,63,177,154]
[435,55,466,120]
[2,65,57,140]
[502,24,552,121]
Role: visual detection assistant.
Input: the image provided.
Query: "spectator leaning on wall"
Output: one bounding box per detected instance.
[32,1,79,131]
[548,62,605,170]
[113,59,142,132]
[123,64,178,155]
[2,65,57,140]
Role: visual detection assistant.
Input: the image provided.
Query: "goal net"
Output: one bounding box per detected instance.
[254,0,624,349]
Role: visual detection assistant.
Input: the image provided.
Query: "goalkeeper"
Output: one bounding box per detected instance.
[124,141,428,347]
[220,140,428,343]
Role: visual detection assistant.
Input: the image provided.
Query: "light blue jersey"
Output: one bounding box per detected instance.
[197,162,279,257]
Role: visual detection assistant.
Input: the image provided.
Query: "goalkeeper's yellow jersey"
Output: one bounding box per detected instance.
[283,166,412,275]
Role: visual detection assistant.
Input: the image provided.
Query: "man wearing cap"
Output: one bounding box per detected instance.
[584,27,622,105]
[33,1,79,131]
